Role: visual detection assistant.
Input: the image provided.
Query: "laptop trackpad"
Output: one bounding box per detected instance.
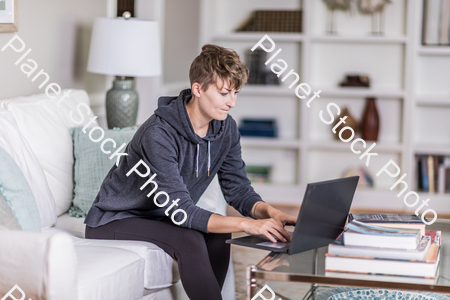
[256,241,290,249]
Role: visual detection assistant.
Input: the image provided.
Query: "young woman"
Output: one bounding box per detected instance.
[84,44,297,300]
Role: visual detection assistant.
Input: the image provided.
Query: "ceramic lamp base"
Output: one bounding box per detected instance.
[106,76,139,129]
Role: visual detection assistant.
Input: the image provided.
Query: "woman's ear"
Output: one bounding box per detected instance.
[191,83,202,98]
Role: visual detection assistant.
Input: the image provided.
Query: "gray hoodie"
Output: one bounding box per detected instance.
[84,88,263,233]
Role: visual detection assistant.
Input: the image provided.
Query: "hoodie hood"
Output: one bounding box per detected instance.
[154,88,226,145]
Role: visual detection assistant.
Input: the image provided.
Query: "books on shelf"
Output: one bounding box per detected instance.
[423,0,450,46]
[245,165,272,183]
[325,228,442,278]
[416,155,450,193]
[245,49,280,85]
[348,213,426,235]
[238,119,278,138]
[343,220,421,250]
[236,10,302,33]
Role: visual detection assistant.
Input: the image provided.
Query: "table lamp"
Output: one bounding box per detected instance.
[87,12,161,129]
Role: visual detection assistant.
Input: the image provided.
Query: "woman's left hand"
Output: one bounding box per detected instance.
[269,208,297,227]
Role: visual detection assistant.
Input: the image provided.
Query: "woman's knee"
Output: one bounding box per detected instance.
[178,228,207,249]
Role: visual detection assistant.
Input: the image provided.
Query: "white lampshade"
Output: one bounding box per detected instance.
[87,17,161,77]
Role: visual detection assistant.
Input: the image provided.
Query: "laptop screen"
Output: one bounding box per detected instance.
[288,176,359,254]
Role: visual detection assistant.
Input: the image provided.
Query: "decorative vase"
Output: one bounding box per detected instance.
[106,76,139,129]
[332,106,358,140]
[361,97,380,141]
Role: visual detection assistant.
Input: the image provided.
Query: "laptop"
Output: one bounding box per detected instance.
[226,176,359,255]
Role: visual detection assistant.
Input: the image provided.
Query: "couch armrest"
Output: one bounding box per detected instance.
[0,230,77,300]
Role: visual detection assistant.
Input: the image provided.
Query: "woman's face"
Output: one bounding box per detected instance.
[197,78,240,121]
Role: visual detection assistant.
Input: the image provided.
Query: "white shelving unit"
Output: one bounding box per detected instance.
[409,0,450,217]
[198,0,450,216]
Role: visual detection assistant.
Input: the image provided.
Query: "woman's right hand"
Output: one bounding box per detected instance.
[241,218,291,243]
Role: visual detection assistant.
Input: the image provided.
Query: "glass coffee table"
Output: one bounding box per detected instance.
[246,222,450,300]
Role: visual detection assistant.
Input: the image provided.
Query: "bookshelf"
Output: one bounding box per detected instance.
[193,0,450,216]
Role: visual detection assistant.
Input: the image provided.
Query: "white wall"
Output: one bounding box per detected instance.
[135,0,165,124]
[0,0,108,100]
[162,0,200,91]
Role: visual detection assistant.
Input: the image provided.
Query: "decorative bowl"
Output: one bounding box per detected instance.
[316,287,449,300]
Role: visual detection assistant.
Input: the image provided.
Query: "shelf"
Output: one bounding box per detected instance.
[415,193,450,215]
[414,145,450,156]
[308,140,403,153]
[418,47,450,56]
[317,87,405,99]
[241,137,302,149]
[416,94,450,107]
[241,85,294,97]
[310,35,407,44]
[212,32,305,42]
[351,188,405,211]
[251,183,304,205]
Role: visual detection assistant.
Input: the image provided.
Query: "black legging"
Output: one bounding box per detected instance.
[85,217,230,300]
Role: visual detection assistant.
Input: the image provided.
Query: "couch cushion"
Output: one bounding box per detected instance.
[73,237,177,290]
[0,193,22,230]
[75,245,144,300]
[0,89,98,216]
[70,126,138,217]
[0,109,57,228]
[0,146,40,231]
[0,231,78,300]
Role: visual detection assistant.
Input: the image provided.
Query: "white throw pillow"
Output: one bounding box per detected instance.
[1,89,98,216]
[0,109,56,228]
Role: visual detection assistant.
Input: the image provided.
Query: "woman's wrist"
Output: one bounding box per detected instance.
[252,201,278,219]
[262,204,275,217]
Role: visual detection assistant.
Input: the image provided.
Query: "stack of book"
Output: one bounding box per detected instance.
[416,155,450,193]
[325,214,441,282]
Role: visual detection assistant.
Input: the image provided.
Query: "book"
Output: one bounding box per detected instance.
[325,243,441,278]
[439,0,450,45]
[343,221,421,250]
[324,270,439,285]
[422,156,429,192]
[329,232,431,260]
[423,0,442,45]
[428,155,435,193]
[426,230,441,246]
[417,155,423,191]
[438,157,446,193]
[446,167,450,192]
[348,213,426,235]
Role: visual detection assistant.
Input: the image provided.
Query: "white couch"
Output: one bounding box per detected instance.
[0,89,235,300]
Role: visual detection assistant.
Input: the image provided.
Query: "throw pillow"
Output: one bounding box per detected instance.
[70,126,138,217]
[0,146,40,231]
[0,109,57,228]
[0,193,22,231]
[0,89,99,216]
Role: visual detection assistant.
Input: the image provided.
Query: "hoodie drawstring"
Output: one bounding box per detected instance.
[196,141,211,178]
[196,144,199,178]
[207,141,211,177]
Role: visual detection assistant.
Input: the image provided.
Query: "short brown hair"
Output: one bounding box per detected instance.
[189,44,249,92]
